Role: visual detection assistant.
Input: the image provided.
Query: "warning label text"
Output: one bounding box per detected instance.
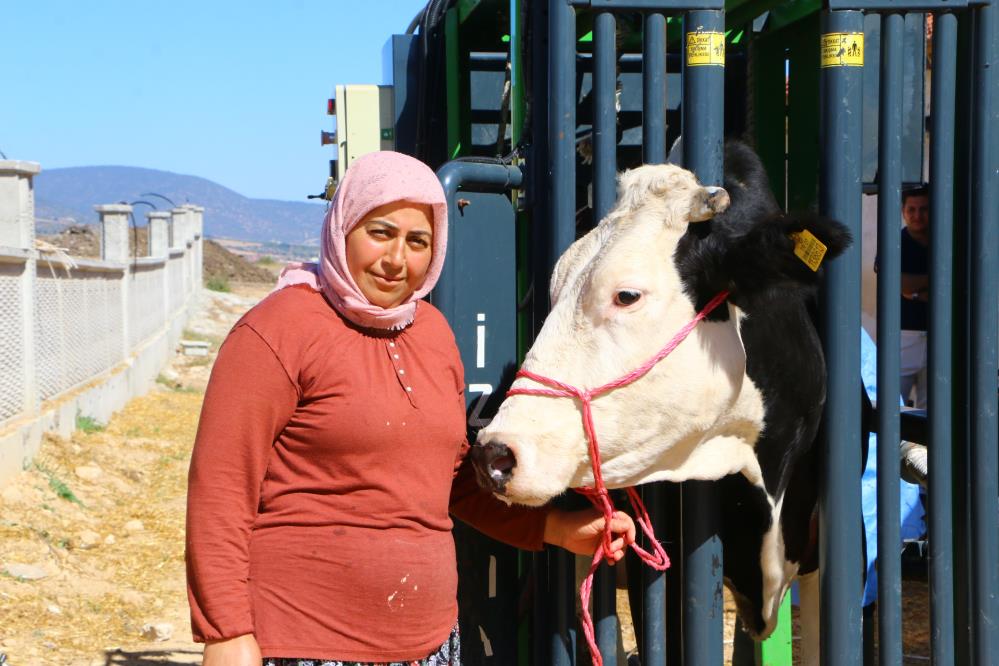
[686,32,725,67]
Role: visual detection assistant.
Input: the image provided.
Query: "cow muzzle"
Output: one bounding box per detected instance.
[470,441,517,493]
[689,185,731,222]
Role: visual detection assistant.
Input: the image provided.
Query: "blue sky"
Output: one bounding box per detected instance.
[3,0,428,201]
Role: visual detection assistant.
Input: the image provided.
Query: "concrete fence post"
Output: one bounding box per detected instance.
[0,161,39,248]
[95,203,132,364]
[170,207,191,308]
[169,207,186,251]
[147,211,170,258]
[189,205,204,289]
[178,206,194,302]
[181,205,195,299]
[95,204,132,263]
[147,210,171,334]
[0,160,41,422]
[184,205,197,244]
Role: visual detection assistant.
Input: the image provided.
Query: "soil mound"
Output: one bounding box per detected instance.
[203,239,274,285]
[38,225,101,258]
[37,226,275,287]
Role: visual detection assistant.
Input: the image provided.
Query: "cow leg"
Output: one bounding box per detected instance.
[719,472,786,638]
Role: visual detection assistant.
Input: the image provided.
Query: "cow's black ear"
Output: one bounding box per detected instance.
[719,212,854,302]
[781,214,852,262]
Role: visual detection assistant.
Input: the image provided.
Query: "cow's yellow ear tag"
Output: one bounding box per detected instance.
[790,230,828,272]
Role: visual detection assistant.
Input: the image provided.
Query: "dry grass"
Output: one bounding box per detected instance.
[0,389,203,665]
[0,286,262,665]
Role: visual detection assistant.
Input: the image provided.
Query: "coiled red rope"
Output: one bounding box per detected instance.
[506,290,729,665]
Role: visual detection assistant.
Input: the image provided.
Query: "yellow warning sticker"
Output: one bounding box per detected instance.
[686,32,725,67]
[790,230,828,272]
[821,33,864,68]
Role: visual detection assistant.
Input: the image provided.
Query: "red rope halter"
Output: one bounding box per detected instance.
[506,290,730,665]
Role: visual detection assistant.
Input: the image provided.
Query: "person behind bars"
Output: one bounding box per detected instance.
[875,183,930,408]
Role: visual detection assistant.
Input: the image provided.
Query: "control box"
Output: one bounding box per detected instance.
[325,85,395,190]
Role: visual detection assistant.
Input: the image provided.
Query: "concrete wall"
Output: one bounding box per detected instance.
[0,160,204,484]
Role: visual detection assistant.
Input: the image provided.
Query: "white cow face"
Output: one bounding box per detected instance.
[473,164,767,507]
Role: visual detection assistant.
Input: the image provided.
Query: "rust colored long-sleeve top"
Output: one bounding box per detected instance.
[185,285,547,662]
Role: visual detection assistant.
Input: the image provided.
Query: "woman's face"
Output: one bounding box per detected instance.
[346,201,434,309]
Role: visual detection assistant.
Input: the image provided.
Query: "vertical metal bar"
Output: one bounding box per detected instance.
[529,0,550,344]
[644,12,668,163]
[552,550,577,665]
[593,12,618,219]
[818,10,864,666]
[592,11,619,665]
[510,0,525,148]
[875,12,903,665]
[970,3,999,662]
[641,482,666,665]
[511,0,531,375]
[928,11,957,666]
[681,9,725,666]
[951,10,975,663]
[548,1,577,664]
[642,12,668,666]
[682,11,725,175]
[664,482,682,666]
[533,553,546,665]
[444,7,461,158]
[528,2,550,661]
[548,0,577,275]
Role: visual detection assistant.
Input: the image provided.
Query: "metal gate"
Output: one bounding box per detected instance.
[814,1,998,664]
[407,0,999,662]
[534,3,736,664]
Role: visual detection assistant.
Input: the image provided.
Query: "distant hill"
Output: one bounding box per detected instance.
[33,165,326,245]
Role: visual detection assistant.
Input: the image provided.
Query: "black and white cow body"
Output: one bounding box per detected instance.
[677,142,844,635]
[471,142,851,638]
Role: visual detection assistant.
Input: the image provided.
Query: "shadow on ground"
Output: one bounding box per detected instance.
[104,649,202,665]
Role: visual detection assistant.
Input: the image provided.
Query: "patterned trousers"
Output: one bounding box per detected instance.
[263,623,460,666]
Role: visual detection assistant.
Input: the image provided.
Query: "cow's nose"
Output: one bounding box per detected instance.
[470,441,517,493]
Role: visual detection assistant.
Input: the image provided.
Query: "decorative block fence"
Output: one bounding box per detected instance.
[0,160,203,483]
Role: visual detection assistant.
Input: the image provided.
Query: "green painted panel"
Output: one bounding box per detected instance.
[458,0,483,24]
[757,594,793,665]
[768,0,822,33]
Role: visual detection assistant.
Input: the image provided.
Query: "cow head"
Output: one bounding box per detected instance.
[473,163,756,505]
[471,142,851,638]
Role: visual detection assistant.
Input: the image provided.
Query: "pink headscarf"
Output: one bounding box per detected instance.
[275,151,448,330]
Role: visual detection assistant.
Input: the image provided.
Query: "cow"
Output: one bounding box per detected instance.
[470,142,852,640]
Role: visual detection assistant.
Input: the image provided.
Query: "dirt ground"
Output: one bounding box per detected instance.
[0,284,270,666]
[595,564,929,664]
[37,225,106,258]
[0,278,932,665]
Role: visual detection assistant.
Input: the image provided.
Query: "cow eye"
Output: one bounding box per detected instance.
[614,290,642,306]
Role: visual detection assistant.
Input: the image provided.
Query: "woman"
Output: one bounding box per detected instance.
[186,151,634,666]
